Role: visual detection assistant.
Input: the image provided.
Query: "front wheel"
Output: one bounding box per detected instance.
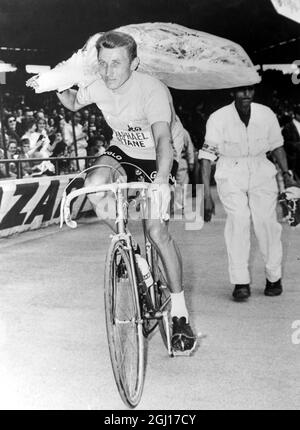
[104,239,145,408]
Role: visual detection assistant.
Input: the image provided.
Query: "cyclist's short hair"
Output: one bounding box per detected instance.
[96,31,137,62]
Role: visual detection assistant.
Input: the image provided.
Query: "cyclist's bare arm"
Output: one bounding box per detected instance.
[152,121,174,182]
[56,89,90,112]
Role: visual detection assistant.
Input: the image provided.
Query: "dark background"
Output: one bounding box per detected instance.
[0,0,299,65]
[0,0,299,114]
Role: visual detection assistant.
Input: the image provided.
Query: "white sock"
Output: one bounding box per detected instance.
[170,291,189,321]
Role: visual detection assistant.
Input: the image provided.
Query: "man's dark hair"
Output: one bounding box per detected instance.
[23,118,36,131]
[21,138,30,146]
[96,31,137,62]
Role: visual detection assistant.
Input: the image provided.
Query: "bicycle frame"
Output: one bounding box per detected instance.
[61,180,172,355]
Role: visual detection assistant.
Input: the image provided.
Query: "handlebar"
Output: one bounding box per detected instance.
[60,181,151,229]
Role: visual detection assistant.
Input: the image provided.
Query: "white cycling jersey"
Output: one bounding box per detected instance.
[76,71,184,161]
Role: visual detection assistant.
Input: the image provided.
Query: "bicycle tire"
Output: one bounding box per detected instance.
[104,239,145,408]
[152,249,171,350]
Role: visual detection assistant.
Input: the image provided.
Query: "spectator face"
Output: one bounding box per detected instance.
[59,118,65,129]
[37,120,46,132]
[59,107,65,117]
[7,117,17,130]
[95,139,105,151]
[17,109,23,117]
[36,111,45,120]
[74,113,81,124]
[95,115,103,126]
[8,142,17,155]
[25,110,34,120]
[55,132,62,141]
[90,114,96,124]
[83,109,89,119]
[97,46,138,90]
[23,142,30,153]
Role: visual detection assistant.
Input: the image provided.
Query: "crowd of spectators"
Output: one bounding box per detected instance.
[0,99,112,179]
[1,79,300,183]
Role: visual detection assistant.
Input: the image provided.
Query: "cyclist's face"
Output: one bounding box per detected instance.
[98,47,137,90]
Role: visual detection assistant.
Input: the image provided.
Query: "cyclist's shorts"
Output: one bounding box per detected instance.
[101,145,178,184]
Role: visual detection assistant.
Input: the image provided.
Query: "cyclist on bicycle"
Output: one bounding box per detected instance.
[56,30,197,354]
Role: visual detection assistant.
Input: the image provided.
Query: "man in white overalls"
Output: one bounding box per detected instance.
[199,85,295,300]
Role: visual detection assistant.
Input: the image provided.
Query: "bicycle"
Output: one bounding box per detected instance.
[60,178,181,408]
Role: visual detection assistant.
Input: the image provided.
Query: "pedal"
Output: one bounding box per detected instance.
[161,313,200,358]
[172,341,197,357]
[171,333,201,357]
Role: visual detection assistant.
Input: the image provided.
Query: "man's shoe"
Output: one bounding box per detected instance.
[232,284,251,301]
[264,279,282,296]
[171,317,197,355]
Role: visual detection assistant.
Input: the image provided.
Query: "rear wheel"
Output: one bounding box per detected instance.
[104,239,145,408]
